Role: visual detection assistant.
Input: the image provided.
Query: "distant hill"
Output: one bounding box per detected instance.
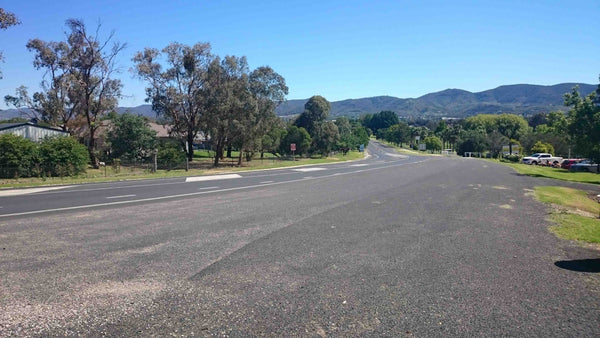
[276,83,597,118]
[1,83,596,121]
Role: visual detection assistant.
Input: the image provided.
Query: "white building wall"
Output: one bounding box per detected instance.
[0,125,68,142]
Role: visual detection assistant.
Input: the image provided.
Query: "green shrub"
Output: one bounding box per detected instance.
[502,154,522,162]
[0,133,38,178]
[39,136,89,176]
[157,141,186,170]
[531,141,555,155]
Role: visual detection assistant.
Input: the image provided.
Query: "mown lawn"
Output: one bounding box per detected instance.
[499,161,600,185]
[534,186,600,244]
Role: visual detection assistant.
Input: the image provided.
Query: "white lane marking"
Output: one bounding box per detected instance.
[106,194,136,199]
[292,168,326,172]
[260,181,274,184]
[350,164,368,167]
[185,174,241,182]
[0,186,73,197]
[0,159,431,218]
[198,186,219,190]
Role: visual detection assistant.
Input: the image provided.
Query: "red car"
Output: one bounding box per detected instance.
[561,159,582,169]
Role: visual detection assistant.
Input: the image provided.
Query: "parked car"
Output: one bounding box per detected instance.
[522,153,563,166]
[569,160,599,173]
[561,159,582,170]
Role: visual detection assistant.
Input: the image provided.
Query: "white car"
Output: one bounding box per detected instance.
[522,153,563,166]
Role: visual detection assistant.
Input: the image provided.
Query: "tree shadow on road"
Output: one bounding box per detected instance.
[555,259,600,273]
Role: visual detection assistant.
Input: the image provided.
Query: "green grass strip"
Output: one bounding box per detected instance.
[534,186,600,244]
[549,213,600,243]
[500,162,600,185]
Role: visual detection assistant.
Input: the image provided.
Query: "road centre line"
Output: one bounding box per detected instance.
[198,186,219,190]
[0,158,430,218]
[259,181,274,184]
[106,194,136,199]
[0,157,411,199]
[6,152,404,196]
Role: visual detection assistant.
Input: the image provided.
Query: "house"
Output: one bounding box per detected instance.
[0,122,69,142]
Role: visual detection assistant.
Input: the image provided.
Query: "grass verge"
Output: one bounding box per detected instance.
[549,213,600,244]
[534,186,600,244]
[0,151,365,189]
[499,161,600,185]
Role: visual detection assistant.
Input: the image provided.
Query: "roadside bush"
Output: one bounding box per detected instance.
[502,154,521,163]
[531,141,555,155]
[157,141,186,170]
[0,133,38,178]
[39,136,89,176]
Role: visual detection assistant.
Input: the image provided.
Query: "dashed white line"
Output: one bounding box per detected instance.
[350,164,368,167]
[0,158,430,218]
[292,168,326,172]
[260,181,274,184]
[185,174,242,182]
[106,194,136,199]
[198,186,219,190]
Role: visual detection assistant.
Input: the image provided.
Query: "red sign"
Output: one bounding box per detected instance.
[290,143,296,151]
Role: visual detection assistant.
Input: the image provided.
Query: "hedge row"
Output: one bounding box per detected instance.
[0,134,89,178]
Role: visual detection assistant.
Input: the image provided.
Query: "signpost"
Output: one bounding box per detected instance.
[290,143,296,161]
[359,144,364,152]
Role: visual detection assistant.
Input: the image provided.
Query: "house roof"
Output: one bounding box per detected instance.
[0,122,68,133]
[148,122,171,138]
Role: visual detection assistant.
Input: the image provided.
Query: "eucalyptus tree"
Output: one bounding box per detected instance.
[64,19,125,168]
[203,55,247,166]
[565,83,600,167]
[5,39,78,131]
[133,42,212,161]
[294,95,331,136]
[204,56,288,166]
[0,8,20,78]
[9,19,124,167]
[239,66,287,163]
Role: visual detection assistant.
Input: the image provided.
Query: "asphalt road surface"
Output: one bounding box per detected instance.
[1,141,599,336]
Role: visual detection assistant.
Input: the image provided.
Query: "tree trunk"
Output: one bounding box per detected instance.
[213,140,223,167]
[88,127,99,169]
[226,145,232,158]
[237,147,243,166]
[213,136,225,167]
[187,132,194,162]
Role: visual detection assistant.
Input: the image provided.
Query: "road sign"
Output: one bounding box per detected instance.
[290,143,296,151]
[359,144,364,152]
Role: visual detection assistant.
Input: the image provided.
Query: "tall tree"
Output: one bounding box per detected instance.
[294,95,330,135]
[203,55,245,166]
[65,19,125,168]
[133,42,212,162]
[5,39,78,130]
[312,121,339,156]
[238,65,288,164]
[367,110,399,135]
[565,83,600,167]
[0,8,20,79]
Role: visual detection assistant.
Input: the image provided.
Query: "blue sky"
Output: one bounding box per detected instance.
[1,0,598,109]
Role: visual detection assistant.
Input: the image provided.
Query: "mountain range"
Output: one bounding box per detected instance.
[1,83,596,121]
